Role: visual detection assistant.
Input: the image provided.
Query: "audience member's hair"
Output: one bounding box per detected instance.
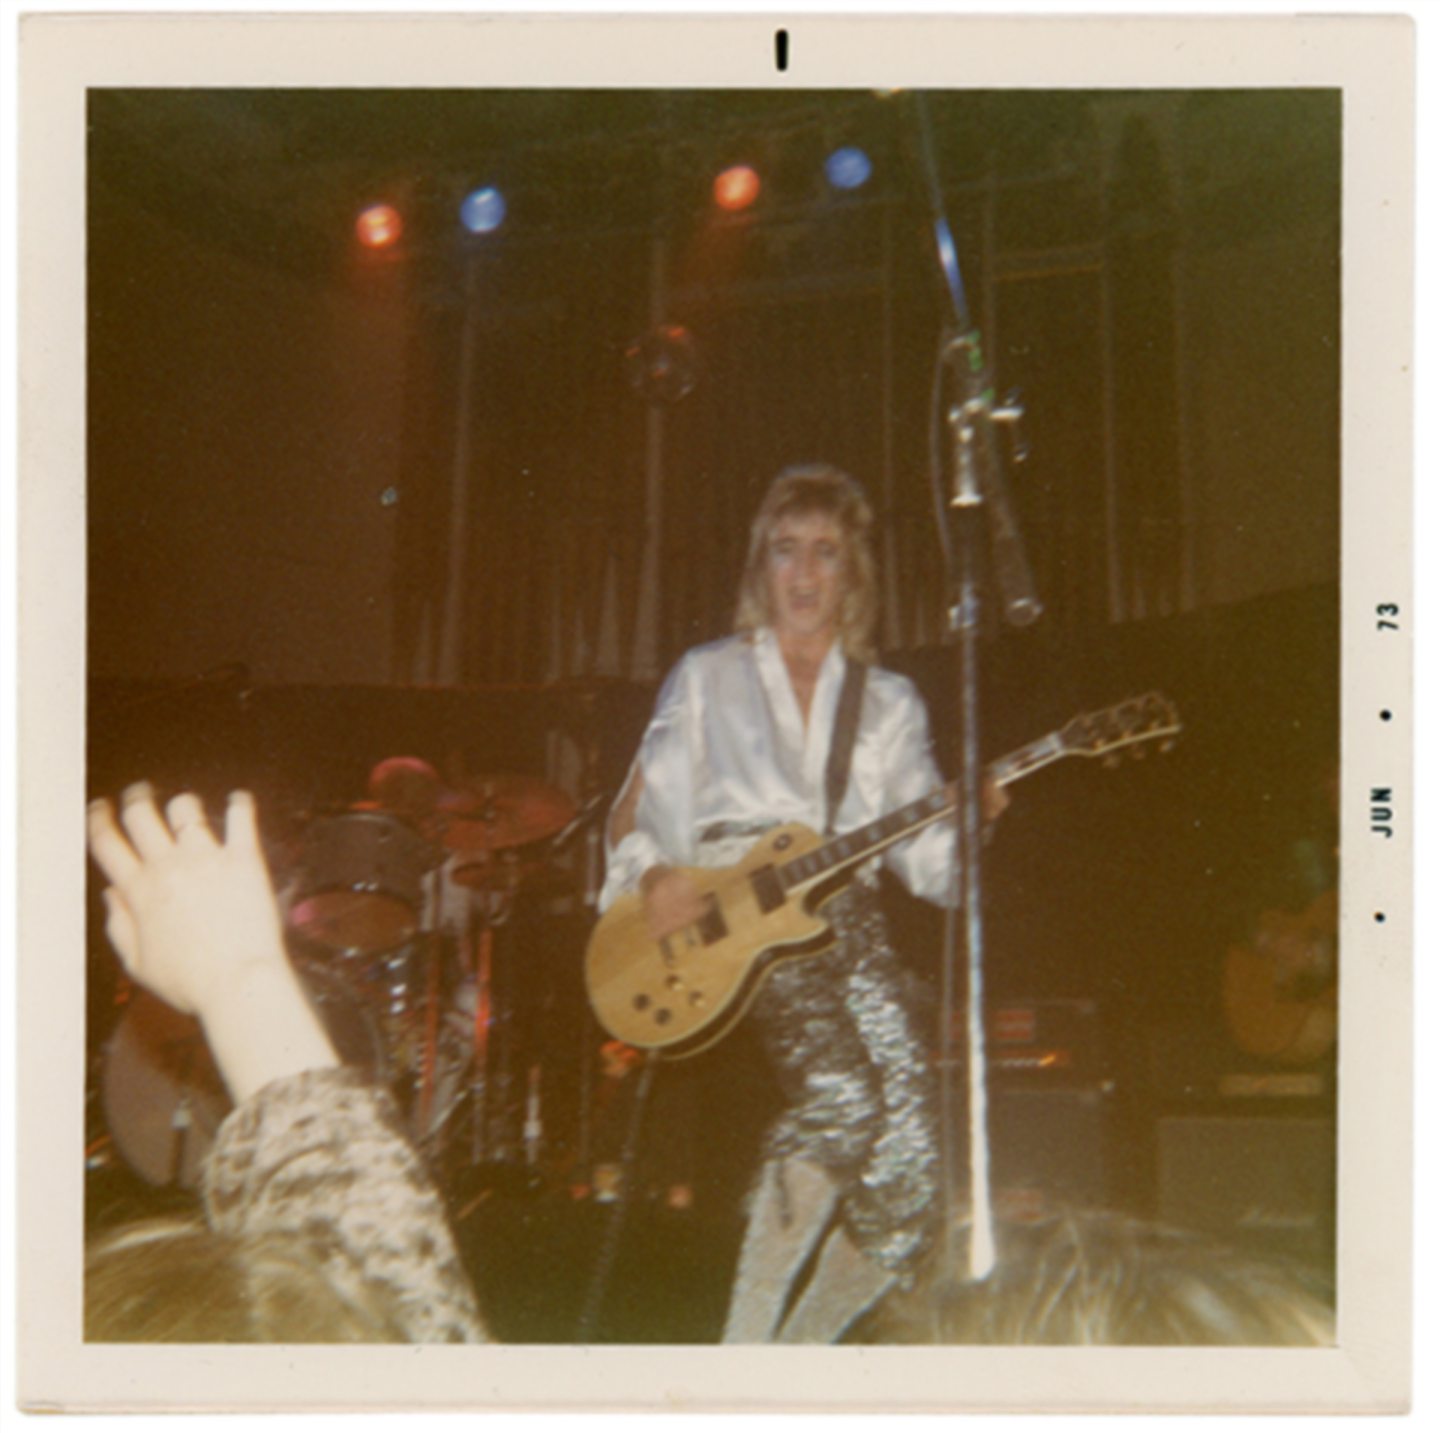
[857,1209,1335,1346]
[85,1215,407,1343]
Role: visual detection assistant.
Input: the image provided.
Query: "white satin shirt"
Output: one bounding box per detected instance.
[601,629,957,910]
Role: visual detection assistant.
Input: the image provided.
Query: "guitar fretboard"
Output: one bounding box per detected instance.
[777,732,1066,893]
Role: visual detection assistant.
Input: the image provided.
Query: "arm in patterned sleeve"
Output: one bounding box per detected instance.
[202,1066,489,1344]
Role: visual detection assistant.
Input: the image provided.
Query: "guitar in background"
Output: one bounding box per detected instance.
[1220,760,1339,1067]
[1222,888,1337,1066]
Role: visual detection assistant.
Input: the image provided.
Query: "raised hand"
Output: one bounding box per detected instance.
[88,783,337,1102]
[87,784,288,1018]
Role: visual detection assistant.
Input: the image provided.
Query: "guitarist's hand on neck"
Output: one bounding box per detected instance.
[640,863,707,942]
[982,776,1010,825]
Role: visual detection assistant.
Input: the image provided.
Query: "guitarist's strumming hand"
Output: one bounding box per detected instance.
[640,863,707,941]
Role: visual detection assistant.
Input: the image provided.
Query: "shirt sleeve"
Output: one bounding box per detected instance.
[600,655,699,910]
[201,1065,489,1343]
[879,679,959,907]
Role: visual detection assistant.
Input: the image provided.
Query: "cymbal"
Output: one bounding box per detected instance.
[450,855,576,897]
[439,775,577,852]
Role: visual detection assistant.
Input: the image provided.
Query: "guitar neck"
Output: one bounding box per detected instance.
[778,732,1067,895]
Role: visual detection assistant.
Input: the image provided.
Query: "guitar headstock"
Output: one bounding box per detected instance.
[1057,692,1182,764]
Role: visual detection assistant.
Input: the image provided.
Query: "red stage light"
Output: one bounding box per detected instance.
[713,164,761,213]
[356,203,403,248]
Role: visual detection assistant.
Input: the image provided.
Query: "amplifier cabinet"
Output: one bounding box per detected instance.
[1156,1114,1335,1264]
[987,1085,1112,1222]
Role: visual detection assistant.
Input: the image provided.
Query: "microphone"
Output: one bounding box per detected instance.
[943,332,1043,628]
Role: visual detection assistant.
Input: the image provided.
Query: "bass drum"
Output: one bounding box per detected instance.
[101,964,387,1190]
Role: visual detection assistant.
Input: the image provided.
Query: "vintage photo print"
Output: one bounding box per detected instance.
[15,10,1414,1414]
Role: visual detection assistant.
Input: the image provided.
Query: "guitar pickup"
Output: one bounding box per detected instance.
[749,864,786,915]
[696,893,728,946]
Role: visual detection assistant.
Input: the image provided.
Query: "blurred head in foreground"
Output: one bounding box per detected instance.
[857,1209,1334,1347]
[85,1216,406,1343]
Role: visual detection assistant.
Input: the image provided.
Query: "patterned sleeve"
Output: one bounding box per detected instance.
[201,1065,489,1343]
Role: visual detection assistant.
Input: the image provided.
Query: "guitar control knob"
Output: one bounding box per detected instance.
[666,975,684,991]
[632,993,651,1011]
[688,990,706,1007]
[655,1008,672,1026]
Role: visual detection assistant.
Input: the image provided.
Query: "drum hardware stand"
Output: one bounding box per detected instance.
[468,909,496,1164]
[534,776,612,1186]
[523,1064,545,1169]
[573,1050,659,1342]
[162,1036,207,1187]
[409,865,450,1150]
[560,681,611,1183]
[414,933,445,1144]
[463,881,526,1169]
[548,790,610,907]
[912,93,1042,1289]
[556,683,611,918]
[166,1091,195,1188]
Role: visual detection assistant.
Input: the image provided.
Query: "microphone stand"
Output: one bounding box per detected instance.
[912,95,1041,1287]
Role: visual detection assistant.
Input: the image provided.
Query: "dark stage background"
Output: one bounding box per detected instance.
[84,88,1340,1335]
[88,89,1338,687]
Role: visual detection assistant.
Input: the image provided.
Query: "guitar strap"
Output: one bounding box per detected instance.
[824,658,868,835]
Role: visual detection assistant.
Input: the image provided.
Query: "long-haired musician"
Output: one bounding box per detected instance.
[603,463,1005,1343]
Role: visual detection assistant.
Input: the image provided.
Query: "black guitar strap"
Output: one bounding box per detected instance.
[824,658,868,835]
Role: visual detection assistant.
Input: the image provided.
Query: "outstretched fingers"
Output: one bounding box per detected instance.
[86,797,142,889]
[223,789,263,860]
[117,782,178,861]
[87,783,285,1018]
[165,791,217,848]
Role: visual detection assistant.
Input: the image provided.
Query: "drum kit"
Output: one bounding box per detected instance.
[101,764,605,1195]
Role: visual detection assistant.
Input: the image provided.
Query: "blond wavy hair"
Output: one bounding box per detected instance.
[860,1210,1335,1347]
[733,464,879,662]
[85,1215,406,1343]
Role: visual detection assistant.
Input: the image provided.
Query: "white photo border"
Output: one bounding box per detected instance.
[15,10,1414,1414]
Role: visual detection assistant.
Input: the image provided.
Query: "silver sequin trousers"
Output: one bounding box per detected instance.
[748,884,941,1279]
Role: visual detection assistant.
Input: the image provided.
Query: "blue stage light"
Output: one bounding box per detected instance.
[825,146,873,192]
[460,186,507,234]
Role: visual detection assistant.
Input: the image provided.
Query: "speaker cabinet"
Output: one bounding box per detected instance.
[1156,1114,1335,1263]
[988,1085,1112,1222]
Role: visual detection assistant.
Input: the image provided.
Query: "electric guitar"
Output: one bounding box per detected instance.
[586,692,1182,1057]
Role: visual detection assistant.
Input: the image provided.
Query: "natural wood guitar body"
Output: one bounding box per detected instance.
[585,823,842,1057]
